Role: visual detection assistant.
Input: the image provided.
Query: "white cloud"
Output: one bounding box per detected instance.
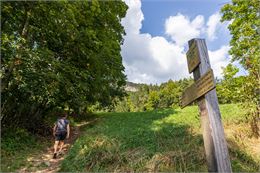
[121,0,190,84]
[208,45,230,78]
[165,14,205,46]
[150,37,186,72]
[121,31,190,84]
[121,0,231,84]
[206,12,221,41]
[124,64,157,84]
[121,0,143,35]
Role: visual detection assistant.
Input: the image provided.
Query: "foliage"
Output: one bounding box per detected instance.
[1,128,49,172]
[216,64,245,104]
[1,110,96,172]
[113,78,193,112]
[60,104,259,172]
[145,90,160,111]
[1,1,128,130]
[221,0,260,137]
[112,75,247,112]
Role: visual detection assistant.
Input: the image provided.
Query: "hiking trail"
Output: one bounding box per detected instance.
[19,120,96,173]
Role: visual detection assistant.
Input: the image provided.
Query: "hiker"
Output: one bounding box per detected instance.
[53,113,70,159]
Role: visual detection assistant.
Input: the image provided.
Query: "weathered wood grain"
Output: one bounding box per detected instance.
[188,38,232,172]
[186,40,201,73]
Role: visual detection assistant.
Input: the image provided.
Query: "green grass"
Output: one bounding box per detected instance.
[60,104,259,172]
[1,128,50,172]
[0,112,94,172]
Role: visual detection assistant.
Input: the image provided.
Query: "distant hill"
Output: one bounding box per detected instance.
[125,81,140,92]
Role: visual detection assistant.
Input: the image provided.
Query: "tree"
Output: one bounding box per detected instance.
[216,64,244,103]
[146,90,160,111]
[221,0,260,137]
[159,80,181,108]
[1,1,128,130]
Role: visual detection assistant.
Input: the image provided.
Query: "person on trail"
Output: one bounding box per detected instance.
[53,113,70,159]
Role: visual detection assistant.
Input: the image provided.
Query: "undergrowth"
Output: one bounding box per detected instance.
[1,128,49,172]
[0,111,94,172]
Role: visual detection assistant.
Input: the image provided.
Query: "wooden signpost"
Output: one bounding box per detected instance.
[181,38,232,172]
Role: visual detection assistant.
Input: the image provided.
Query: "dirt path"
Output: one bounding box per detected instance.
[19,121,94,173]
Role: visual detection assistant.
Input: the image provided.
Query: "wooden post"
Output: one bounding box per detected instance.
[188,38,232,172]
[197,98,218,172]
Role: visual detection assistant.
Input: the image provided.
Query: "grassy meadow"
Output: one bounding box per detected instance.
[60,104,260,172]
[1,104,259,172]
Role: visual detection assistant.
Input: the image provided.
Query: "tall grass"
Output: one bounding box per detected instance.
[1,128,49,172]
[60,104,259,172]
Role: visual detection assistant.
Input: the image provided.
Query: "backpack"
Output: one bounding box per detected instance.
[56,118,69,132]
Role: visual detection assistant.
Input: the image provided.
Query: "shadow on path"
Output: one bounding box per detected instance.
[19,119,98,173]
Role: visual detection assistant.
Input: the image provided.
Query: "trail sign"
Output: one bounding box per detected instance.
[186,40,200,73]
[181,69,215,108]
[181,39,232,172]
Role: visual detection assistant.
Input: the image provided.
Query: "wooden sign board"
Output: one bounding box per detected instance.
[181,69,215,108]
[180,83,196,108]
[196,69,215,97]
[186,41,200,73]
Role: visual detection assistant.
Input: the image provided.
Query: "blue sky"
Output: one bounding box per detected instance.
[140,0,231,50]
[121,0,240,84]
